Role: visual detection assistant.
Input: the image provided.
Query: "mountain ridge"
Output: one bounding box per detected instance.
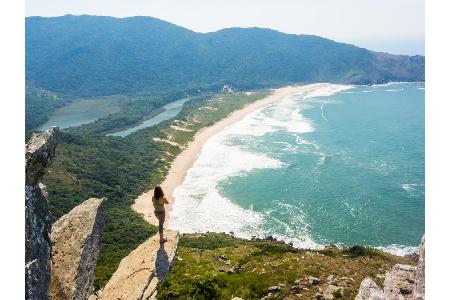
[26,14,424,97]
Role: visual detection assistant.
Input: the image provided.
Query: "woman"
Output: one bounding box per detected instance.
[152,185,169,243]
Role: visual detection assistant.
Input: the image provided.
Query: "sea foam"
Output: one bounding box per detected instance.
[168,132,284,235]
[376,244,419,257]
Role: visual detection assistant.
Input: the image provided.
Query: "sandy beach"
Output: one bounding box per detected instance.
[132,83,327,226]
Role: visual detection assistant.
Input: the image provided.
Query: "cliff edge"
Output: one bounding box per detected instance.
[25,127,59,300]
[25,127,107,300]
[50,197,107,300]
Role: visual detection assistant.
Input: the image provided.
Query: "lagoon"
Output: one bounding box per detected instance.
[109,97,190,137]
[38,97,122,131]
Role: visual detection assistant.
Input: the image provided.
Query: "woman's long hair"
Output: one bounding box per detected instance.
[154,185,164,200]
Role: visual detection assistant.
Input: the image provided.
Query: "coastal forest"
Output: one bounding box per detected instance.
[25,15,425,290]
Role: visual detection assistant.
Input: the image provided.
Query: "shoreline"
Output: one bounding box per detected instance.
[132,83,328,226]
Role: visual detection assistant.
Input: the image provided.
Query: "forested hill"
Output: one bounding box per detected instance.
[26,15,424,97]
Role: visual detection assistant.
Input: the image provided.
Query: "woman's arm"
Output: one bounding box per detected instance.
[159,197,169,204]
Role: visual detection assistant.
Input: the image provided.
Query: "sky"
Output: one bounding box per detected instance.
[25,0,424,55]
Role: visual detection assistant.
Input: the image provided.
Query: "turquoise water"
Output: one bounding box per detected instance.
[109,97,190,137]
[38,97,121,131]
[169,83,424,254]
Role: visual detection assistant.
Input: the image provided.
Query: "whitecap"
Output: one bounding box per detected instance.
[302,84,353,99]
[401,183,419,195]
[371,82,412,87]
[320,104,328,121]
[384,89,403,92]
[376,244,419,257]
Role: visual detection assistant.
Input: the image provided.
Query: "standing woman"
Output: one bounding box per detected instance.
[152,186,169,243]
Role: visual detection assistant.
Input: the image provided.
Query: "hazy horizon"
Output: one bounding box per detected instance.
[25,0,424,56]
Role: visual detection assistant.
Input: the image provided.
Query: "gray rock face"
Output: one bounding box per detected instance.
[26,127,59,186]
[355,277,386,300]
[383,264,416,300]
[355,236,425,300]
[413,236,425,300]
[50,197,107,300]
[25,127,59,300]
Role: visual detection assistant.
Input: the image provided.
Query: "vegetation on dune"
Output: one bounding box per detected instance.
[41,90,269,289]
[157,233,415,300]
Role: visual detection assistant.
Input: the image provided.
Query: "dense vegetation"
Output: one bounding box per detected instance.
[26,15,424,98]
[41,91,269,288]
[25,85,73,131]
[158,233,414,300]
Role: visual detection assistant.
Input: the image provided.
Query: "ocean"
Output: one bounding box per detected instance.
[169,82,425,255]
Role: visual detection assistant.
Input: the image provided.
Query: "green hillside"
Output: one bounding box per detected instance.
[26,15,424,97]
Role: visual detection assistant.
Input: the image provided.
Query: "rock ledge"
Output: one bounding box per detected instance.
[50,197,107,300]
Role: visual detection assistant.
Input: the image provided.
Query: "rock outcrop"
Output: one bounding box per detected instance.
[95,230,179,300]
[383,264,416,299]
[355,277,385,300]
[355,235,425,300]
[26,127,59,186]
[50,197,107,300]
[413,237,425,300]
[25,127,59,300]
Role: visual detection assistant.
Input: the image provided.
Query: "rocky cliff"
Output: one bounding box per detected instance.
[355,236,425,300]
[93,230,180,300]
[26,127,107,300]
[413,237,425,300]
[25,127,59,300]
[50,197,107,300]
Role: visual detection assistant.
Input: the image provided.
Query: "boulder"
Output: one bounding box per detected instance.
[268,285,281,293]
[383,264,416,300]
[25,127,59,300]
[316,291,325,300]
[413,236,425,300]
[50,198,107,300]
[309,276,321,286]
[355,277,386,300]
